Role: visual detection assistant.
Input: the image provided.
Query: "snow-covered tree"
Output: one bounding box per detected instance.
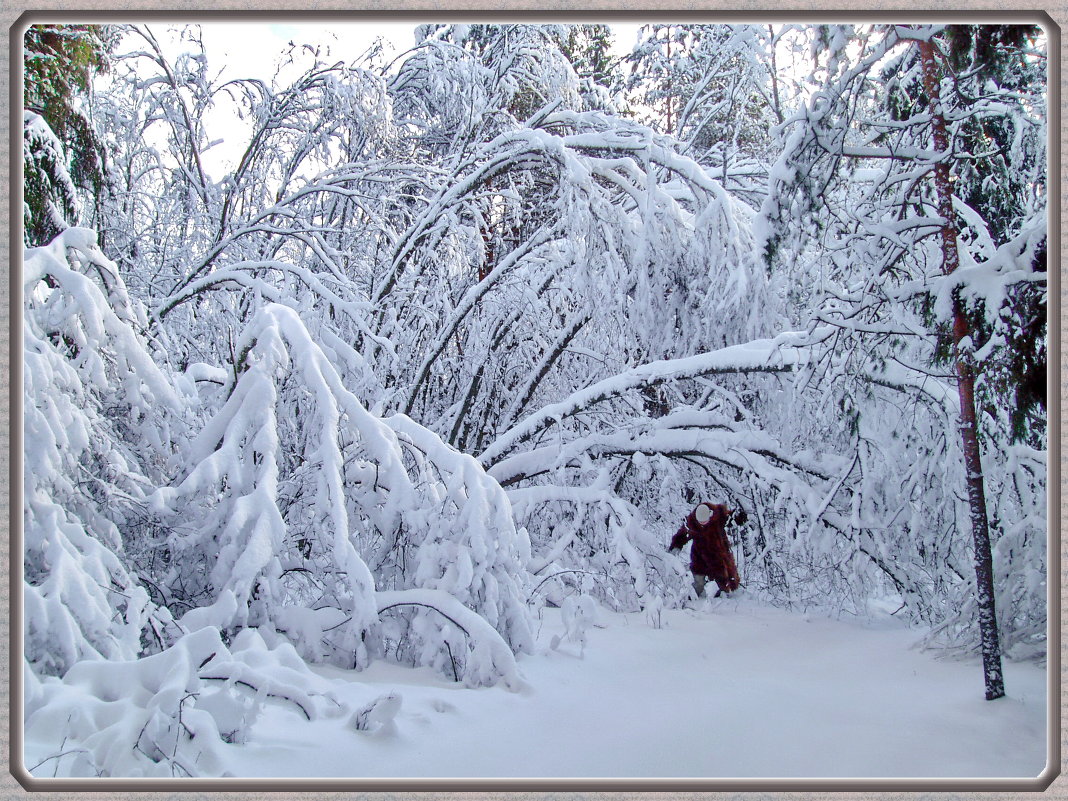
[23,24,117,245]
[24,228,187,677]
[758,22,1047,697]
[624,24,788,205]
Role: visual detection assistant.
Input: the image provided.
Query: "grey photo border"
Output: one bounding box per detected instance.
[1,2,1062,797]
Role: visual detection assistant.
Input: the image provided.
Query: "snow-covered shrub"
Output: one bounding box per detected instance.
[376,588,525,689]
[509,478,689,612]
[23,229,186,678]
[349,692,402,735]
[24,626,344,778]
[150,303,534,684]
[550,593,599,655]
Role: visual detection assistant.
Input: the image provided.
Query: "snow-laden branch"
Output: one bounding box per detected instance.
[376,589,524,690]
[478,327,830,467]
[24,228,190,676]
[401,222,558,414]
[489,411,846,489]
[156,258,395,358]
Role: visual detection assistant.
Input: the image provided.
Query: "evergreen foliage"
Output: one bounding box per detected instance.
[23,25,116,246]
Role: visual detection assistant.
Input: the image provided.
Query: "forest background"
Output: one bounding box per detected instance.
[17,16,1051,778]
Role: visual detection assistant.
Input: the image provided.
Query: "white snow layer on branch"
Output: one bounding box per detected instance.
[478,327,827,467]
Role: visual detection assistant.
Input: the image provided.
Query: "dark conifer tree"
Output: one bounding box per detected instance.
[23,24,117,246]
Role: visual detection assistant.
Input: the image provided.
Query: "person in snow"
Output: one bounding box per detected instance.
[669,502,745,598]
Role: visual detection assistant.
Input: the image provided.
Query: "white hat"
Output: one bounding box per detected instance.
[695,504,712,524]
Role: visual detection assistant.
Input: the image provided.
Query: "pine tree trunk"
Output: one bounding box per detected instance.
[917,36,1006,701]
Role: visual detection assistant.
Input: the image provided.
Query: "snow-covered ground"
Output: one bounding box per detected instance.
[29,596,1042,781]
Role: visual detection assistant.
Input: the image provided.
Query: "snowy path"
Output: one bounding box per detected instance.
[221,596,1048,780]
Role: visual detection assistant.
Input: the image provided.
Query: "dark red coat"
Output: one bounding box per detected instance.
[669,504,741,592]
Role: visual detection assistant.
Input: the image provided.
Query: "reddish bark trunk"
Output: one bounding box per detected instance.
[917,37,1005,701]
